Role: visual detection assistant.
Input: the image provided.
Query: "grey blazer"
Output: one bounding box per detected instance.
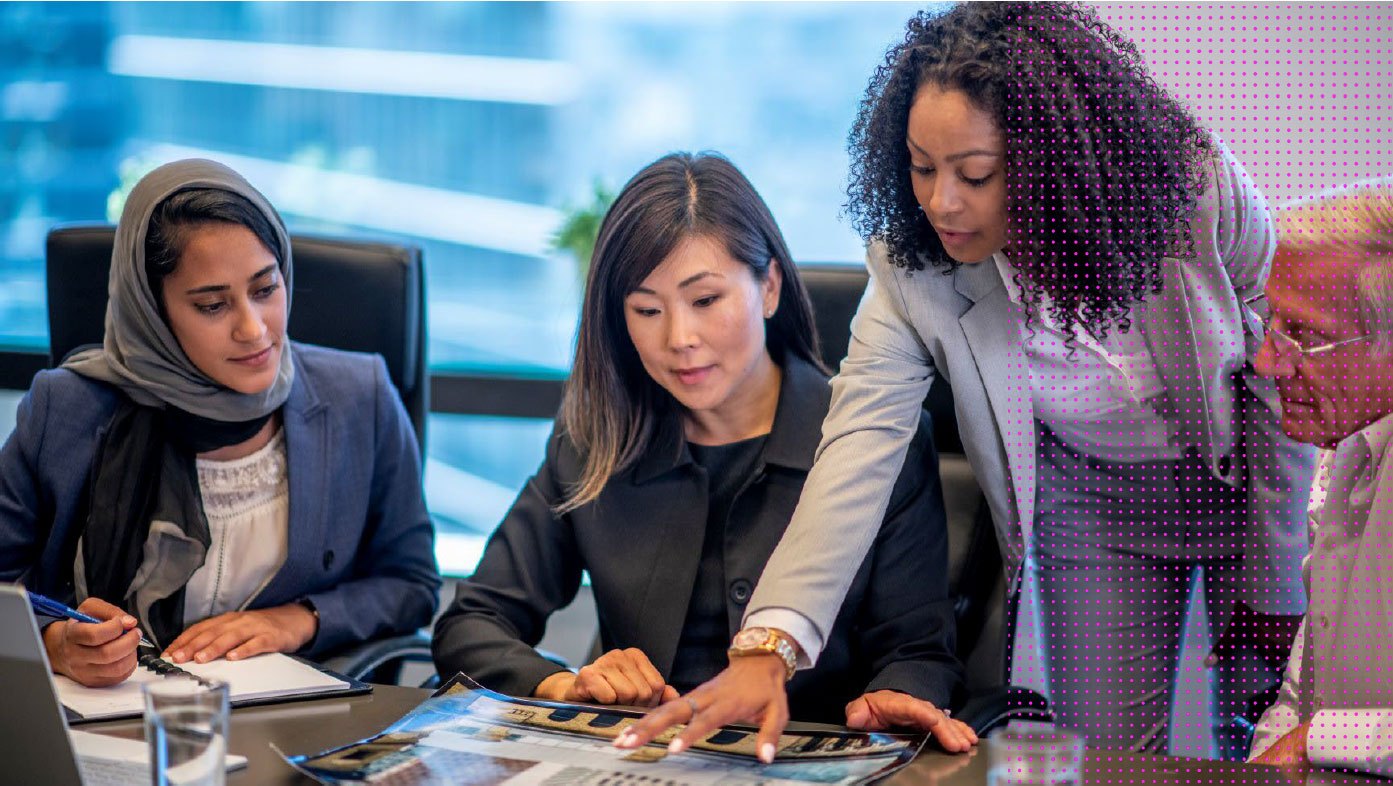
[747,142,1318,648]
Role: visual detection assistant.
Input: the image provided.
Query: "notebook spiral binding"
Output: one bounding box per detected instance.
[137,645,218,689]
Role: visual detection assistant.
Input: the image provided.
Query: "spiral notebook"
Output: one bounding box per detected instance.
[1,583,263,786]
[56,650,369,723]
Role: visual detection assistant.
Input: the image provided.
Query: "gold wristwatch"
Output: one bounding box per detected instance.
[728,627,799,681]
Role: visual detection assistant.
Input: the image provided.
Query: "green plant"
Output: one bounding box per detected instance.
[551,180,615,280]
[106,154,163,222]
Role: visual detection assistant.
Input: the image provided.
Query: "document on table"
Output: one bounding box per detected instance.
[56,652,360,722]
[284,675,926,786]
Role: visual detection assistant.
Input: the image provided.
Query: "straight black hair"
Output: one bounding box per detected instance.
[144,187,284,311]
[559,152,824,512]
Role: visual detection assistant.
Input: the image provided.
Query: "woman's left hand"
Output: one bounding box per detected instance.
[163,604,318,664]
[845,690,978,752]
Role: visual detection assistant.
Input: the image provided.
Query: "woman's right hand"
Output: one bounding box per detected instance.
[535,648,679,707]
[616,654,790,764]
[40,597,142,687]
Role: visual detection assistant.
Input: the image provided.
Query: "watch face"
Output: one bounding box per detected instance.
[733,627,769,649]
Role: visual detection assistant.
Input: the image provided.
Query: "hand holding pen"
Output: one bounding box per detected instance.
[34,594,147,688]
[28,591,155,647]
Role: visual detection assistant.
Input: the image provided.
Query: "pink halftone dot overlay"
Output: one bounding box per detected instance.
[1093,2,1392,204]
[995,1,1393,763]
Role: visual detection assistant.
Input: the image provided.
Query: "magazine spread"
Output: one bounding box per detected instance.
[284,675,926,785]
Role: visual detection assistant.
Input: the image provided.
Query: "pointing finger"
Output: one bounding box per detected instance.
[753,697,789,764]
[614,696,691,748]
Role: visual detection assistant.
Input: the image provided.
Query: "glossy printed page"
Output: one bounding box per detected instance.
[285,675,925,785]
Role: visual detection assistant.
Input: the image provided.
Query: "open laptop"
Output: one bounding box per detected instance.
[0,583,245,785]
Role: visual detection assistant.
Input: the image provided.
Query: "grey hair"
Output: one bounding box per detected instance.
[1358,262,1393,357]
[1276,175,1393,253]
[1277,175,1393,356]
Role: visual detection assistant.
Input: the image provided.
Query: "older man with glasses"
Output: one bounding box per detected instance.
[1247,176,1393,775]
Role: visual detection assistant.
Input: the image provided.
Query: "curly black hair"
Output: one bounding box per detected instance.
[846,1,1214,341]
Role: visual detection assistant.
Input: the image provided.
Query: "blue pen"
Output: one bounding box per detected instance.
[27,591,157,648]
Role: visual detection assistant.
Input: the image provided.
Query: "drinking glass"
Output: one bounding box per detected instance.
[142,678,230,786]
[986,724,1085,786]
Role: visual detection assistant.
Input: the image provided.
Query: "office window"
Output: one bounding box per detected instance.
[0,1,926,574]
[0,390,20,438]
[5,3,1391,574]
[427,413,553,577]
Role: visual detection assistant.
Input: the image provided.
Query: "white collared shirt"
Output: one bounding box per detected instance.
[1249,412,1393,775]
[994,254,1185,463]
[1308,449,1336,538]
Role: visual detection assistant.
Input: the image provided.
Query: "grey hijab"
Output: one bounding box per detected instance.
[63,158,295,421]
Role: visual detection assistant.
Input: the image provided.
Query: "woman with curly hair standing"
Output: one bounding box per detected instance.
[622,2,1316,760]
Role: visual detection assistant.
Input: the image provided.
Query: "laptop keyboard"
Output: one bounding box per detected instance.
[77,755,148,786]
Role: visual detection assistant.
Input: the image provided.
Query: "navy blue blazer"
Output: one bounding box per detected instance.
[0,342,440,657]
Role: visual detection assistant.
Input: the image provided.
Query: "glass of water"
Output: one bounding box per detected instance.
[142,678,230,786]
[986,724,1085,786]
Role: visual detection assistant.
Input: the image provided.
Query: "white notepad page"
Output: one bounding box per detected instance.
[55,652,348,720]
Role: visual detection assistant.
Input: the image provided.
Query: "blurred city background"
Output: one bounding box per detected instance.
[1,3,1387,756]
[0,0,1388,561]
[0,1,927,574]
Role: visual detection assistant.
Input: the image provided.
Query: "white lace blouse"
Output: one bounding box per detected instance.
[181,429,290,626]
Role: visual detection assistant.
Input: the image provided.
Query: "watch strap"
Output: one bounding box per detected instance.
[729,628,798,681]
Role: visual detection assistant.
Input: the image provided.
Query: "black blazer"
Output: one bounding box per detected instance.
[431,355,962,722]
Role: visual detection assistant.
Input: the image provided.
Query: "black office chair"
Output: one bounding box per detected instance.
[45,223,434,684]
[799,262,1051,735]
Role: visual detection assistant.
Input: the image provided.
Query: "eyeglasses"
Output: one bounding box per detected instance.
[1244,294,1375,360]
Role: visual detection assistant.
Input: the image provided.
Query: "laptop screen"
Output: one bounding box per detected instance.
[0,584,88,786]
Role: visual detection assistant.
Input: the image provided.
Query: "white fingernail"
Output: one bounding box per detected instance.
[668,739,687,754]
[760,743,775,763]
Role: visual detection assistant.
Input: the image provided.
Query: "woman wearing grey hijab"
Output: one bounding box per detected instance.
[0,159,439,687]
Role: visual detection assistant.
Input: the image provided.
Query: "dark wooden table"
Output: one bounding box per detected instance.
[85,686,1387,785]
[86,685,430,784]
